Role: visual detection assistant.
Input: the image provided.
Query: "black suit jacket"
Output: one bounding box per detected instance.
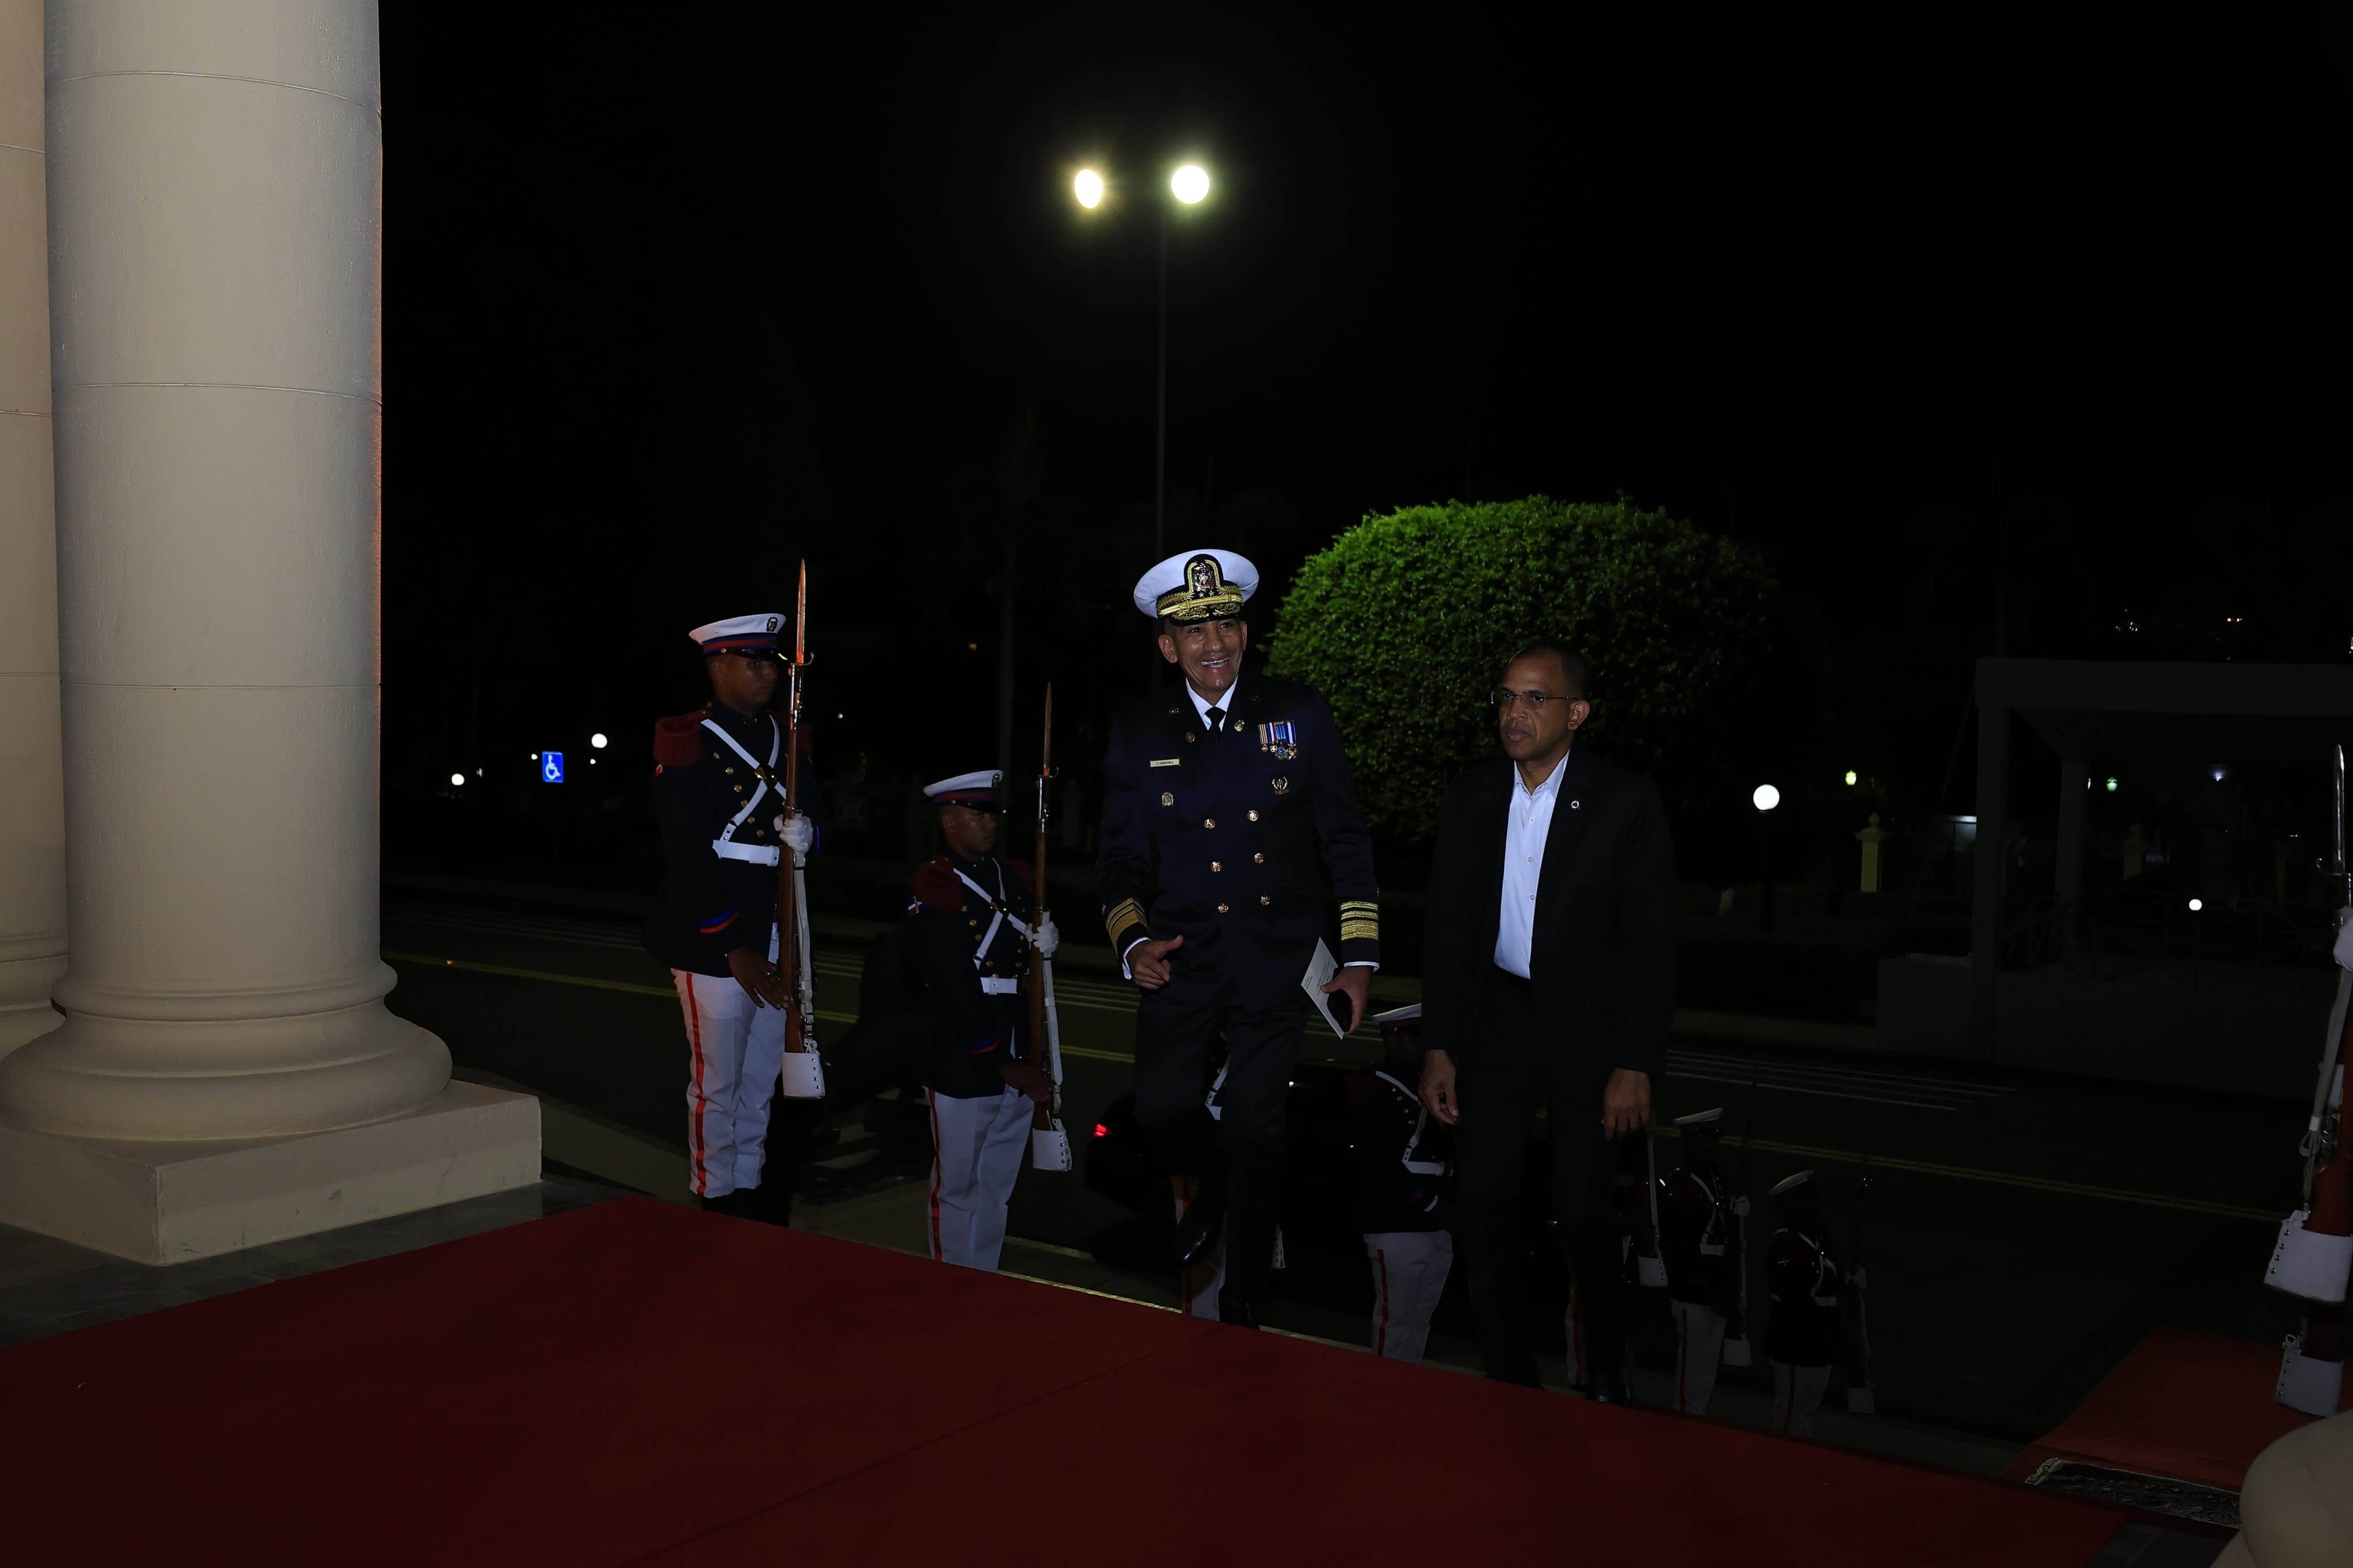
[1420,748,1677,1077]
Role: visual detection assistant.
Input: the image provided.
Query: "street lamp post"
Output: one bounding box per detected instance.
[1753,784,1782,935]
[1075,162,1210,560]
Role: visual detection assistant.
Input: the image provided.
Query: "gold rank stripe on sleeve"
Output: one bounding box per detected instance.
[1103,898,1147,949]
[1339,900,1380,943]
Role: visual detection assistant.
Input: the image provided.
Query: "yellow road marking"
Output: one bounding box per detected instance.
[388,949,2277,1222]
[383,952,856,1023]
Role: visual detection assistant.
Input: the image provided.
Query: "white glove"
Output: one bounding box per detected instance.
[1731,1196,1752,1217]
[1032,917,1060,960]
[2335,907,2352,971]
[774,813,814,857]
[1848,1267,1869,1290]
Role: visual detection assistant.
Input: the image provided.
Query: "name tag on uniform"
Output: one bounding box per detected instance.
[1150,758,1181,767]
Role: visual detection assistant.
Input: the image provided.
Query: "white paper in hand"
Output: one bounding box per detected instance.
[1301,938,1346,1038]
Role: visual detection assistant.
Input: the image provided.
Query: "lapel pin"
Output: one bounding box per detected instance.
[1570,800,1581,809]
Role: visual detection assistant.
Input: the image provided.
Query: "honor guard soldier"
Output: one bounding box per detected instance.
[1353,1004,1455,1363]
[643,614,824,1218]
[1096,549,1381,1327]
[1765,1169,1845,1437]
[904,771,1061,1271]
[1662,1108,1744,1415]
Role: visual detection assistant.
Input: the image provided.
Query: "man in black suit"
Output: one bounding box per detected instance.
[1417,640,1677,1400]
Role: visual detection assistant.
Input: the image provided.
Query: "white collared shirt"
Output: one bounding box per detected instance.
[1186,674,1239,732]
[1494,751,1566,978]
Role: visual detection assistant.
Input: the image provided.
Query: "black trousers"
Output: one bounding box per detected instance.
[1455,966,1626,1387]
[1132,984,1307,1304]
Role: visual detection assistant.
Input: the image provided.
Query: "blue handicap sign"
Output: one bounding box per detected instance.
[541,751,565,784]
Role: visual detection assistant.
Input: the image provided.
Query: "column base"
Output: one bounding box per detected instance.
[0,1081,541,1264]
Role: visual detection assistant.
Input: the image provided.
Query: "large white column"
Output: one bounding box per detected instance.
[0,0,68,1059]
[0,0,537,1261]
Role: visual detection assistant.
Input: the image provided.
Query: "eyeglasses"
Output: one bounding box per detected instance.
[1489,688,1567,711]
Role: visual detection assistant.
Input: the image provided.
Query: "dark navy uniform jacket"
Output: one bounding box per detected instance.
[642,704,828,979]
[1094,673,1378,1009]
[1348,1068,1451,1234]
[1661,1167,1733,1306]
[903,854,1037,1100]
[1764,1228,1843,1367]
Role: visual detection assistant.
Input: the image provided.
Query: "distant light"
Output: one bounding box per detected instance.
[591,732,609,750]
[967,641,978,651]
[529,753,538,760]
[1843,770,1858,787]
[2210,767,2226,783]
[837,712,844,719]
[2188,898,2203,912]
[1073,169,1104,209]
[589,757,598,766]
[1752,784,1780,812]
[475,768,484,777]
[1092,1122,1109,1139]
[2105,777,2119,792]
[1171,164,1210,204]
[449,773,465,787]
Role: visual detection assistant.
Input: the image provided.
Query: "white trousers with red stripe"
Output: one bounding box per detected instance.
[927,1086,1031,1271]
[1366,1230,1453,1364]
[671,967,788,1200]
[1671,1299,1727,1415]
[1772,1359,1832,1437]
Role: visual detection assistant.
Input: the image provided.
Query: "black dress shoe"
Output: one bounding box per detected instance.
[1173,1187,1226,1271]
[1216,1290,1261,1329]
[1587,1370,1633,1405]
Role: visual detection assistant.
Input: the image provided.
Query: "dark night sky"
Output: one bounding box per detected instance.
[382,7,2345,835]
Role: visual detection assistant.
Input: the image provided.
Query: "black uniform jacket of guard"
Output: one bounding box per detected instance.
[1419,747,1677,1077]
[903,854,1037,1100]
[1094,672,1380,1010]
[1348,1067,1451,1234]
[642,704,828,979]
[1765,1228,1843,1367]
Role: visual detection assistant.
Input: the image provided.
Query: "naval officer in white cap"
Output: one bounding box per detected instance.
[1094,548,1381,1327]
[643,613,825,1220]
[902,770,1061,1270]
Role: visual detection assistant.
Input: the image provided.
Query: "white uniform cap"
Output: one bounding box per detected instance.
[924,771,1004,808]
[1769,1170,1815,1197]
[1673,1108,1724,1128]
[1371,1003,1423,1026]
[688,613,786,654]
[1131,549,1259,621]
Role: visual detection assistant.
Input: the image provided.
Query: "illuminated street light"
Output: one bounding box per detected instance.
[449,773,464,787]
[2188,898,2204,912]
[1073,169,1104,209]
[1843,770,1858,787]
[591,732,609,749]
[1171,164,1210,204]
[2105,777,2119,792]
[1752,784,1781,812]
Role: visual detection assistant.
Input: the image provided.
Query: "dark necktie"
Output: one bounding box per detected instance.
[1205,706,1226,736]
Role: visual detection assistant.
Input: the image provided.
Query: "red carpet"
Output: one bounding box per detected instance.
[0,1198,2125,1565]
[2009,1326,2317,1493]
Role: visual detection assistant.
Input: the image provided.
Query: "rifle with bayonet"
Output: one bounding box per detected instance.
[2269,743,2353,1413]
[1027,685,1072,1170]
[1722,1113,1757,1367]
[775,561,824,1099]
[1842,1153,1876,1413]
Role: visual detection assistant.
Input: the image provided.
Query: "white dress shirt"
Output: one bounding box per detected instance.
[1494,751,1566,978]
[1186,675,1238,732]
